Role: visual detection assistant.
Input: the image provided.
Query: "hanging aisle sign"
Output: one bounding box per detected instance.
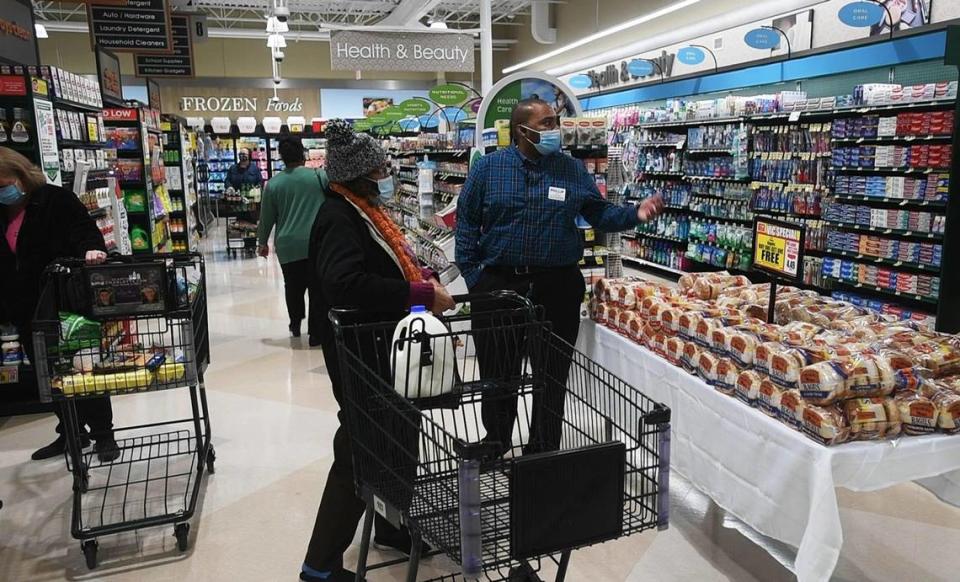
[838,2,886,28]
[88,0,173,53]
[134,15,194,77]
[329,31,474,73]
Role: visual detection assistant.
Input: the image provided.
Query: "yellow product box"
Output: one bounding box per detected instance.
[495,119,511,148]
[157,363,186,385]
[59,373,92,396]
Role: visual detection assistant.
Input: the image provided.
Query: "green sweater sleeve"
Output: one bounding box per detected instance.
[257,183,277,247]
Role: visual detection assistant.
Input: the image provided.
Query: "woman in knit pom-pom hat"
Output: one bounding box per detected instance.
[300,119,453,582]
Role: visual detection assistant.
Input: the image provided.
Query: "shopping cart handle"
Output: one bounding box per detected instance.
[450,290,536,311]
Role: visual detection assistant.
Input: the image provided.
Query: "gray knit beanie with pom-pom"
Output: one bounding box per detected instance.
[324,119,386,184]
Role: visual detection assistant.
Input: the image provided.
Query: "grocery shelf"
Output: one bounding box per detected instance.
[830,194,948,209]
[697,215,755,224]
[622,255,687,276]
[751,208,821,220]
[831,135,952,145]
[822,220,944,240]
[687,238,751,255]
[686,175,751,183]
[831,166,950,175]
[631,231,688,244]
[822,248,942,273]
[436,170,469,178]
[638,170,685,178]
[686,147,735,154]
[59,140,108,149]
[635,116,745,129]
[635,141,684,148]
[822,276,938,305]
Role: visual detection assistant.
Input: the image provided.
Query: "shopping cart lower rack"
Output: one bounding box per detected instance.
[331,291,671,581]
[32,253,214,570]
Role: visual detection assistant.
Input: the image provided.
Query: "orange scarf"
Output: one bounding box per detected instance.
[330,183,424,283]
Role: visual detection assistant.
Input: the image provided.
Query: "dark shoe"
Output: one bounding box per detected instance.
[31,434,91,461]
[374,529,432,557]
[290,320,302,337]
[300,568,361,582]
[308,335,322,347]
[94,438,121,462]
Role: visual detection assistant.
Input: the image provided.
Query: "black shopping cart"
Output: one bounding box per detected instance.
[31,253,214,570]
[331,292,670,582]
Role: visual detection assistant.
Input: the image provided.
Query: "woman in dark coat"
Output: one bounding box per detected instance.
[0,147,119,462]
[300,120,454,582]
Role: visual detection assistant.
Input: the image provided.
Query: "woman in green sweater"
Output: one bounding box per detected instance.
[257,136,327,340]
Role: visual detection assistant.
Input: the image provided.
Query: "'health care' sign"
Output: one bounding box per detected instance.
[330,31,474,73]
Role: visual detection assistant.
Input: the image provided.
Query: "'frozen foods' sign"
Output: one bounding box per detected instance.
[330,31,474,73]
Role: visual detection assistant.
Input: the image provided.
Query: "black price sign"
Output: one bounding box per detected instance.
[88,0,173,54]
[135,15,194,78]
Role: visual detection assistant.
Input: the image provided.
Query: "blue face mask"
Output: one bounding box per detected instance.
[522,126,562,156]
[0,184,25,206]
[367,175,396,205]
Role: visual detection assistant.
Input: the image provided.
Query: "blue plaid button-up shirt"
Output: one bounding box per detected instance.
[455,145,639,288]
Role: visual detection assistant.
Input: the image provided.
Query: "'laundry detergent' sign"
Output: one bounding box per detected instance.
[330,31,474,73]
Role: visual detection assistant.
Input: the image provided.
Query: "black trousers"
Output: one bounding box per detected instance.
[55,397,114,439]
[470,265,585,453]
[304,331,416,572]
[280,259,312,332]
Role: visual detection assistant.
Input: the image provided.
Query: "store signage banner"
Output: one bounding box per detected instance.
[583,50,676,91]
[677,47,706,65]
[568,75,593,90]
[33,97,61,185]
[178,96,304,113]
[103,108,138,121]
[0,0,38,66]
[330,31,474,73]
[88,0,173,53]
[744,28,781,50]
[134,15,194,77]
[96,47,124,103]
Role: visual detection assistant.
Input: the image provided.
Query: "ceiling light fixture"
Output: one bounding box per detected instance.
[502,0,705,74]
[429,20,448,29]
[266,16,289,34]
[267,33,287,48]
[35,23,48,39]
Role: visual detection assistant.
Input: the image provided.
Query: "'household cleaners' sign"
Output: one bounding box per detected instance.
[330,31,474,73]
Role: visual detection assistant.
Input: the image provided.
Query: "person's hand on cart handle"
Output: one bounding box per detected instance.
[637,194,665,222]
[431,279,456,315]
[85,250,107,265]
[258,245,269,258]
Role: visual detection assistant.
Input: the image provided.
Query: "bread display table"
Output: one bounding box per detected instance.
[577,320,960,582]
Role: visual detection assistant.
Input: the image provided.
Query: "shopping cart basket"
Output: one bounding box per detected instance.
[31,253,214,570]
[331,291,670,582]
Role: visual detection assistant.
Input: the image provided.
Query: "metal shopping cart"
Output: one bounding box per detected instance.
[31,253,214,570]
[331,292,670,582]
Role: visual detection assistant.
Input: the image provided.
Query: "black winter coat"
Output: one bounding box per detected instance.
[0,184,106,328]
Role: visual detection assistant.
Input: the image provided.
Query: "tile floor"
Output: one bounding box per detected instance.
[1,233,959,581]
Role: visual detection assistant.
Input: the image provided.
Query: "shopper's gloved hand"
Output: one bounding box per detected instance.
[257,245,270,258]
[637,193,665,222]
[85,250,107,265]
[430,279,456,315]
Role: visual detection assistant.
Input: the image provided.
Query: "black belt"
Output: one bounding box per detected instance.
[485,264,578,277]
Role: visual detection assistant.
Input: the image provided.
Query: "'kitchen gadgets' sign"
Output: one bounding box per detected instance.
[330,31,474,73]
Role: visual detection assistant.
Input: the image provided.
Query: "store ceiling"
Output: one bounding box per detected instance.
[32,0,534,33]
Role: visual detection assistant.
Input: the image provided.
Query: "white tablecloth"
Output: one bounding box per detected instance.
[577,321,960,582]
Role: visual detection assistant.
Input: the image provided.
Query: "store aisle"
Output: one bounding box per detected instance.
[1,232,960,582]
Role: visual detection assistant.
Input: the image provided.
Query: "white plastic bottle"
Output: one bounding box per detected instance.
[391,306,457,399]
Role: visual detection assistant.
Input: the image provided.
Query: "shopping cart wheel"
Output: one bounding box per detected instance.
[174,523,190,552]
[507,563,543,582]
[82,540,98,570]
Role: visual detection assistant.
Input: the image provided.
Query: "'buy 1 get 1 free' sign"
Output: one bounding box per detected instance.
[752,218,805,280]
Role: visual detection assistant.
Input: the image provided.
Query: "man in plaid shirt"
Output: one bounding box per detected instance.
[456,97,663,455]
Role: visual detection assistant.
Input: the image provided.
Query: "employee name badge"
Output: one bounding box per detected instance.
[548,186,566,202]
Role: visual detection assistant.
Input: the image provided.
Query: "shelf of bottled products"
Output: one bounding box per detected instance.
[606,81,957,326]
